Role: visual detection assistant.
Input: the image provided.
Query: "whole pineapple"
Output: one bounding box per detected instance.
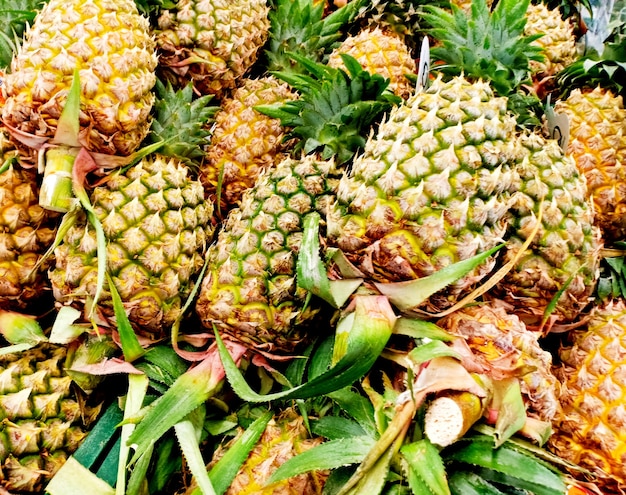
[524,2,578,80]
[2,0,158,157]
[489,132,601,325]
[201,76,297,214]
[0,130,59,312]
[326,74,519,311]
[156,0,270,99]
[195,58,399,353]
[49,154,214,338]
[0,343,101,493]
[327,26,417,99]
[549,298,626,492]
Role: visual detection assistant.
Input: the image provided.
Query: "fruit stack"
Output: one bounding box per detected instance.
[0,0,625,494]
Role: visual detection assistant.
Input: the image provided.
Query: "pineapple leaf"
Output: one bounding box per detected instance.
[207,411,273,495]
[258,52,400,164]
[106,272,145,363]
[148,79,217,165]
[393,318,457,342]
[445,438,567,495]
[423,0,544,96]
[174,417,217,495]
[401,439,450,495]
[268,436,376,484]
[325,388,378,439]
[311,416,369,441]
[448,471,506,495]
[407,339,462,366]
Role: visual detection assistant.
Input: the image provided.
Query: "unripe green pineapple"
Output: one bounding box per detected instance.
[0,130,59,312]
[195,155,338,353]
[327,74,519,311]
[2,0,158,157]
[49,155,214,338]
[0,343,101,493]
[490,132,601,325]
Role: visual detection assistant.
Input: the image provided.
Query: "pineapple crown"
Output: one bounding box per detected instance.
[256,53,401,165]
[422,0,545,96]
[147,79,217,166]
[0,0,44,68]
[557,7,626,97]
[263,0,368,76]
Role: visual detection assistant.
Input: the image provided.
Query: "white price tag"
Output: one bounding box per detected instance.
[416,37,431,93]
[546,107,570,152]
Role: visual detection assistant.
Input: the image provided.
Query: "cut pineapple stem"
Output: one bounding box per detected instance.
[39,146,79,212]
[424,392,485,447]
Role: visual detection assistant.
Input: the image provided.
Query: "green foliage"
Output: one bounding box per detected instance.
[148,79,217,165]
[422,0,545,96]
[257,53,401,164]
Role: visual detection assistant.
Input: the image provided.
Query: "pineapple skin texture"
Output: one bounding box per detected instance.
[327,26,417,100]
[524,2,578,78]
[550,299,626,491]
[327,75,519,311]
[2,0,158,157]
[491,132,601,324]
[201,76,297,212]
[196,155,340,354]
[0,134,58,312]
[49,155,214,338]
[156,0,270,99]
[0,344,99,493]
[554,87,626,244]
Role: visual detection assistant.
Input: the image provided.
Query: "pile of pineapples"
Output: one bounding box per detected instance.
[0,0,625,493]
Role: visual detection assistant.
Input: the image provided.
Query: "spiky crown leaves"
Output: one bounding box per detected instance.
[256,53,401,165]
[264,0,367,76]
[558,8,626,97]
[147,79,217,166]
[422,0,545,96]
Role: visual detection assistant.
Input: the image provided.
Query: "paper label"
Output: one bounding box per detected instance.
[416,37,431,92]
[546,108,570,152]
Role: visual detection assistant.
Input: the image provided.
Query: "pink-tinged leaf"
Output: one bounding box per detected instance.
[1,121,50,149]
[70,357,144,375]
[0,310,47,345]
[413,357,487,399]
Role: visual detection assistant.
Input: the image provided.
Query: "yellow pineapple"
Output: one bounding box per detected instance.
[549,298,626,492]
[327,26,417,99]
[2,0,158,157]
[200,76,297,214]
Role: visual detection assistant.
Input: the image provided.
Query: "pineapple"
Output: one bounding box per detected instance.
[549,298,626,492]
[0,129,59,312]
[200,76,297,214]
[156,0,270,99]
[49,154,213,339]
[0,343,101,493]
[437,302,561,423]
[326,74,519,311]
[489,132,601,326]
[195,58,399,354]
[524,2,578,80]
[48,82,216,338]
[1,0,158,157]
[327,26,417,99]
[553,87,626,244]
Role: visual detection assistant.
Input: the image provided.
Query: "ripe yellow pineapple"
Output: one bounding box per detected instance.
[549,298,626,492]
[2,0,158,157]
[156,0,270,99]
[524,2,578,79]
[0,130,59,312]
[201,76,297,213]
[554,87,626,244]
[327,26,417,99]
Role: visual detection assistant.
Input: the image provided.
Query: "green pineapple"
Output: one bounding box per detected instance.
[48,82,216,338]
